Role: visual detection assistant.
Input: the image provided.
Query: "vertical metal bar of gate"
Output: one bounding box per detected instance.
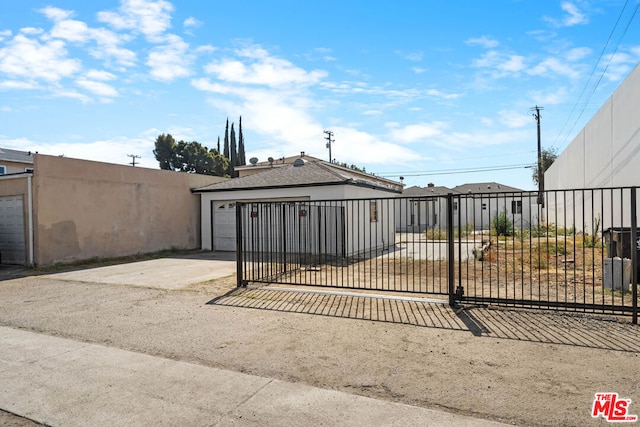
[236,202,244,288]
[631,187,638,324]
[447,193,455,306]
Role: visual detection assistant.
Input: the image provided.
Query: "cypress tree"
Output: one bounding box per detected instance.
[229,123,237,176]
[223,118,229,161]
[217,136,220,154]
[238,116,246,165]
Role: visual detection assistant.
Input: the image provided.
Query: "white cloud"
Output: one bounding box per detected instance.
[1,136,158,169]
[544,2,588,28]
[529,87,569,105]
[76,77,118,98]
[98,0,174,43]
[0,30,11,42]
[412,67,427,74]
[396,50,423,61]
[184,17,202,29]
[205,45,327,87]
[561,2,588,26]
[0,80,40,90]
[566,47,591,61]
[528,57,580,79]
[426,89,462,100]
[0,33,81,82]
[147,34,193,81]
[85,69,117,81]
[39,6,74,22]
[473,50,526,74]
[465,36,499,49]
[498,110,531,128]
[387,122,447,143]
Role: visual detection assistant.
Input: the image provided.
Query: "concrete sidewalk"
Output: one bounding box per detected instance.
[0,326,507,426]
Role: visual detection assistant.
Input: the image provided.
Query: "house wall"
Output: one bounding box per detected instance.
[545,63,640,229]
[0,159,33,175]
[199,185,398,256]
[32,155,225,265]
[0,174,32,265]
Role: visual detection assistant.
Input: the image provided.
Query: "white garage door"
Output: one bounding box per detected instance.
[0,195,26,265]
[213,201,237,251]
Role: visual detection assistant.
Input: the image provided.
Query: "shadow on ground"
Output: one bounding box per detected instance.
[208,286,640,353]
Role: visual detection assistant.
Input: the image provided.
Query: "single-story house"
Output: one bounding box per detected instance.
[395,184,456,232]
[0,152,225,266]
[452,182,539,230]
[395,182,539,232]
[193,156,403,256]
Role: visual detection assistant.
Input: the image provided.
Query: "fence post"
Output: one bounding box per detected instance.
[236,202,244,288]
[447,193,455,306]
[631,188,638,324]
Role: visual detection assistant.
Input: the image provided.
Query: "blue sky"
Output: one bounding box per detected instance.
[1,0,639,190]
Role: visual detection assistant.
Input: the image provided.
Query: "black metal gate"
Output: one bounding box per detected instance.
[236,188,639,323]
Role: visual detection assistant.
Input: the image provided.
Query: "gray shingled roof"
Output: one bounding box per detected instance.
[194,160,401,193]
[402,185,457,196]
[0,148,34,164]
[452,182,523,193]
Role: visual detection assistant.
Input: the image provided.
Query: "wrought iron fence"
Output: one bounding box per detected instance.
[236,187,639,323]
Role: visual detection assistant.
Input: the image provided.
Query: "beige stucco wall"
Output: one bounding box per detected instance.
[33,155,225,265]
[0,174,32,265]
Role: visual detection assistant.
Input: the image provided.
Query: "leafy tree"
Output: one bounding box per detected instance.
[532,147,558,185]
[153,134,178,170]
[153,134,228,176]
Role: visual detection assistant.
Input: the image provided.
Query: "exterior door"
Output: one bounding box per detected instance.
[212,201,237,251]
[0,195,25,264]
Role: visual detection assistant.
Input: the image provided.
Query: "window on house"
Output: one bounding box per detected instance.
[0,165,6,175]
[25,167,34,173]
[370,200,378,222]
[511,200,522,214]
[453,201,458,211]
[482,203,487,210]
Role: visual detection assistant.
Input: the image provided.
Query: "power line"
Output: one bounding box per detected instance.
[379,163,534,178]
[555,0,639,149]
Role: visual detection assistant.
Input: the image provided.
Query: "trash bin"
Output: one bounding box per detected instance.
[602,227,640,282]
[603,257,632,292]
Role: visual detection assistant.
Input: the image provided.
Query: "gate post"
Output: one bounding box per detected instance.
[447,193,455,306]
[236,202,244,288]
[631,187,638,325]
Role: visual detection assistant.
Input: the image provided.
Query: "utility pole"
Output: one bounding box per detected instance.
[127,154,141,167]
[531,105,544,207]
[323,130,334,163]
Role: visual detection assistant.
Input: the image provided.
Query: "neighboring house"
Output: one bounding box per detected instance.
[545,62,640,230]
[193,156,402,256]
[395,181,539,232]
[0,148,33,175]
[395,184,456,232]
[234,152,323,177]
[452,182,539,230]
[0,153,225,266]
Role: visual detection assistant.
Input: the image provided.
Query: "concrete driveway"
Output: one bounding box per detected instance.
[41,251,237,290]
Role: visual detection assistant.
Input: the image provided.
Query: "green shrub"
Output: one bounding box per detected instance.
[492,209,513,237]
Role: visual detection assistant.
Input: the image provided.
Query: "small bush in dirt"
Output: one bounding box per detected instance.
[492,209,514,237]
[425,228,447,240]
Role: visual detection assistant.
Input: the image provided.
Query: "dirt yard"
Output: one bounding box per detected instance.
[0,261,639,426]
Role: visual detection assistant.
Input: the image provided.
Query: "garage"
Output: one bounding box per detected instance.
[212,201,237,251]
[0,195,26,265]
